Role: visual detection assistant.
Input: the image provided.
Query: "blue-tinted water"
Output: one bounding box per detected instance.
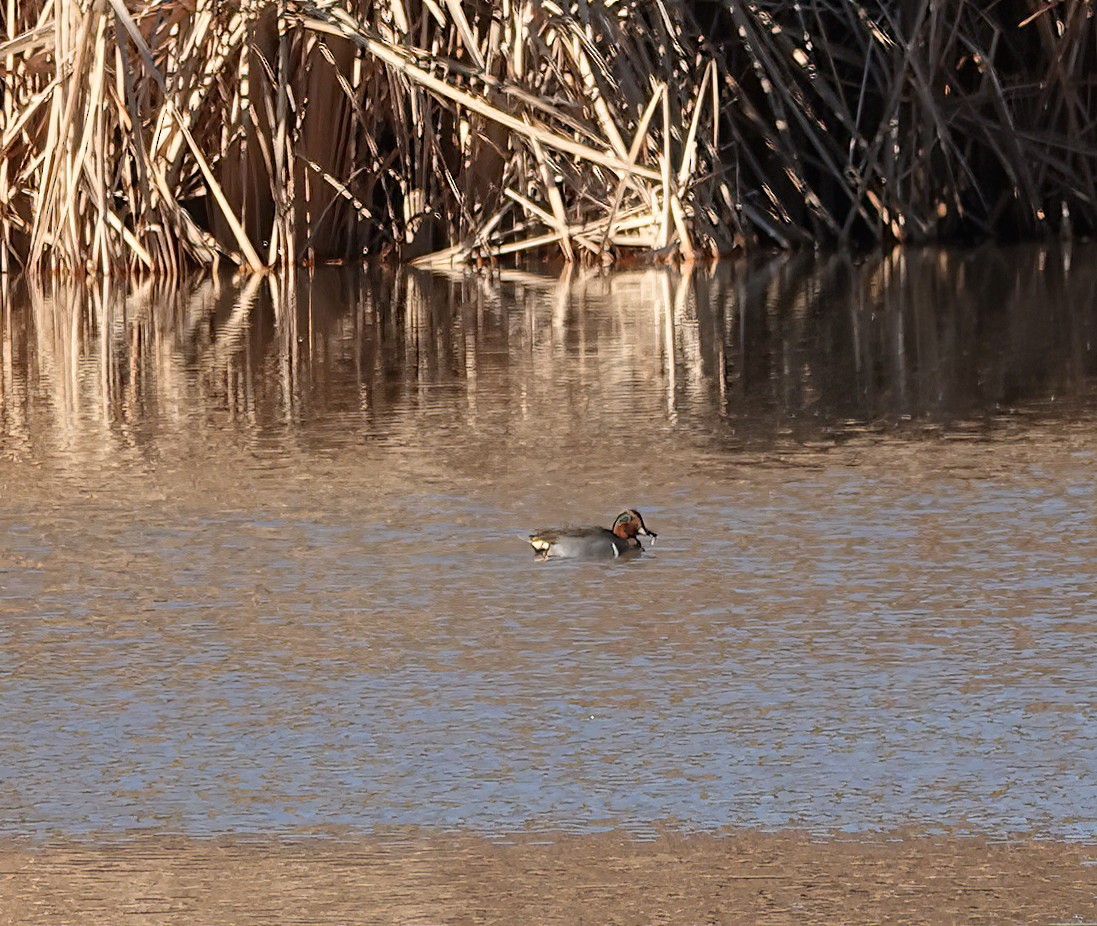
[2,248,1096,840]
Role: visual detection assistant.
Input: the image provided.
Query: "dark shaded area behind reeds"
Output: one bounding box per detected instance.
[702,0,1097,247]
[1,1,1094,274]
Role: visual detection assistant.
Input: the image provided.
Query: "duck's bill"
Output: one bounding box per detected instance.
[642,530,658,545]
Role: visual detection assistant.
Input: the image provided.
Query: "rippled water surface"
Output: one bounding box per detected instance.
[2,246,1096,840]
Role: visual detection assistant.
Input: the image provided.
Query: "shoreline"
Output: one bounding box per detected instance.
[4,829,1095,924]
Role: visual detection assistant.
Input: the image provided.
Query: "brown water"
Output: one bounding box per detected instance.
[2,246,1096,841]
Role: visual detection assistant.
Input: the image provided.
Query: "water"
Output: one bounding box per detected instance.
[1,245,1096,840]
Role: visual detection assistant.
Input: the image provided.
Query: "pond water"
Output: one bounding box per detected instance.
[1,245,1096,841]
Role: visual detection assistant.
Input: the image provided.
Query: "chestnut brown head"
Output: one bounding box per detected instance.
[611,509,657,542]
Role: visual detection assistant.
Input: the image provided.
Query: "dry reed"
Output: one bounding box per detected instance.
[0,1,1094,275]
[1,0,721,274]
[701,0,1097,246]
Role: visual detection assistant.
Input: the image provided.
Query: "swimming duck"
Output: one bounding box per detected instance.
[528,509,658,559]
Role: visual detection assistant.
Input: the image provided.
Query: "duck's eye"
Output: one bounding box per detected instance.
[616,514,632,524]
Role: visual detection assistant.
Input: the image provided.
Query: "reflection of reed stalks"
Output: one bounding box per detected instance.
[2,251,1093,463]
[700,246,1096,433]
[11,277,210,456]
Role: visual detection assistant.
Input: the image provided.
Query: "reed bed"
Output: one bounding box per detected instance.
[1,1,1094,275]
[703,0,1097,246]
[0,0,721,274]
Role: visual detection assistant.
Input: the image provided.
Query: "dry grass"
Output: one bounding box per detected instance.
[0,1,1094,274]
[701,0,1097,246]
[0,0,721,273]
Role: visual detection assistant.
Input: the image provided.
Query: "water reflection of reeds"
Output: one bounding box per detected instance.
[710,246,1097,440]
[2,245,1095,466]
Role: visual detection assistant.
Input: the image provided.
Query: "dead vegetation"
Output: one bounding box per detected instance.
[703,0,1097,247]
[0,1,1094,274]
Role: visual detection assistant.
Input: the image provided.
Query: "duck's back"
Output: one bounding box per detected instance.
[529,525,632,558]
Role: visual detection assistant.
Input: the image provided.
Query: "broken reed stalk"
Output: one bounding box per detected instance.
[0,0,1094,276]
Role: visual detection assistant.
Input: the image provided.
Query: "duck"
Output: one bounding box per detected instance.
[528,509,658,559]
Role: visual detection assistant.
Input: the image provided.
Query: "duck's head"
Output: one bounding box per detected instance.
[612,509,657,542]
